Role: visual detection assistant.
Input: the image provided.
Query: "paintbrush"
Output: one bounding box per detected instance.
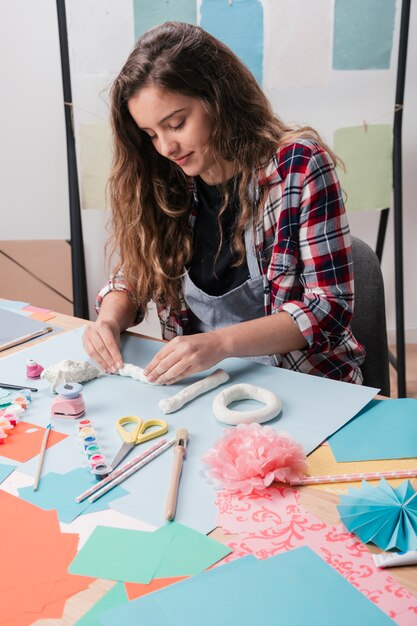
[165,428,189,521]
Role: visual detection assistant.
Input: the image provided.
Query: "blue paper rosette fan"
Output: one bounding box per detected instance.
[337,479,417,552]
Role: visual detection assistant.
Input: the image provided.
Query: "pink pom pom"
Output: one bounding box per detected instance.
[202,423,308,495]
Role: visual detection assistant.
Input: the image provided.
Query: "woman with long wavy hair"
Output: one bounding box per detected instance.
[83,21,365,385]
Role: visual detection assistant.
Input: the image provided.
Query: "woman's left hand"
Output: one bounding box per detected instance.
[143,332,227,384]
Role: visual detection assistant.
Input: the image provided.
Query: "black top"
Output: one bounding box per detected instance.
[188,177,250,296]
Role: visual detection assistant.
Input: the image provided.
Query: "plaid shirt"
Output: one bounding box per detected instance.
[97,139,365,383]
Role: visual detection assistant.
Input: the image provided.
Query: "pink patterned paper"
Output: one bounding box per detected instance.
[215,487,417,626]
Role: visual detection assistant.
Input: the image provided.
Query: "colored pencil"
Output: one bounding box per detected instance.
[289,469,417,486]
[0,383,38,392]
[75,437,169,503]
[88,437,176,503]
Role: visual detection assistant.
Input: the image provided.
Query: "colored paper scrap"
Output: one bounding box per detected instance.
[28,311,56,322]
[333,0,396,70]
[79,123,112,210]
[215,487,417,625]
[200,0,263,84]
[97,546,395,626]
[263,0,332,89]
[328,398,417,462]
[134,0,197,40]
[18,468,129,523]
[153,521,232,578]
[68,526,173,584]
[23,305,52,314]
[0,299,30,311]
[0,462,16,483]
[0,421,67,463]
[74,582,128,626]
[125,576,187,601]
[334,125,392,212]
[0,491,93,623]
[338,479,417,552]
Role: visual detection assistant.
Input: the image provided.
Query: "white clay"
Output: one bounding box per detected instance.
[117,363,163,385]
[212,383,282,425]
[159,369,230,414]
[41,359,103,392]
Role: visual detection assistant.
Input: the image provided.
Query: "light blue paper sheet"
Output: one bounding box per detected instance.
[97,546,395,626]
[1,328,377,533]
[328,398,417,462]
[0,462,16,484]
[17,468,128,523]
[133,0,197,40]
[333,0,396,70]
[201,0,263,84]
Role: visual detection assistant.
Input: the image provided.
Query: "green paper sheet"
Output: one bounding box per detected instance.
[74,582,128,626]
[153,522,232,577]
[68,526,173,584]
[334,125,392,212]
[328,398,417,462]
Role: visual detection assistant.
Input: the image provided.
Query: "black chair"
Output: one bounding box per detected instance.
[350,236,390,396]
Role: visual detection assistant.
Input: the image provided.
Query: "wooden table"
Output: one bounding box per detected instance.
[2,309,417,624]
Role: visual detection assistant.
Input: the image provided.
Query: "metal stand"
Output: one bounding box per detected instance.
[376,0,410,397]
[56,0,89,319]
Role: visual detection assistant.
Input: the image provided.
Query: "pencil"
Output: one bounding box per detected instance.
[165,428,189,521]
[0,326,53,352]
[88,437,176,504]
[289,468,417,486]
[33,423,52,491]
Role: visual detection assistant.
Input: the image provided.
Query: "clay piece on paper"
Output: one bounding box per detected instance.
[41,359,103,392]
[212,383,282,425]
[117,363,163,385]
[158,369,230,415]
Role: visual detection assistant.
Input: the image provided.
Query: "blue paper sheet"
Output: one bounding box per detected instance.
[17,467,128,523]
[1,328,377,533]
[97,547,395,626]
[0,462,16,484]
[328,399,417,462]
[0,308,61,351]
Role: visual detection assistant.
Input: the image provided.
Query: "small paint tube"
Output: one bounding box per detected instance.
[0,420,14,432]
[78,426,96,439]
[82,435,97,449]
[0,430,7,443]
[91,464,110,480]
[90,454,106,468]
[78,419,93,431]
[372,551,417,568]
[85,444,101,459]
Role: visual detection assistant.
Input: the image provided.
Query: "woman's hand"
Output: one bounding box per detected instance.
[83,319,123,374]
[143,332,227,384]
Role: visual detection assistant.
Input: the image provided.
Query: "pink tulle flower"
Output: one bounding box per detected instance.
[202,423,308,495]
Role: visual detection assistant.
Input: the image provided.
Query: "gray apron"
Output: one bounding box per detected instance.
[183,223,277,366]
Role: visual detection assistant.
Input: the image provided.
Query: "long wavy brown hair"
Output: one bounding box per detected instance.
[108,21,337,312]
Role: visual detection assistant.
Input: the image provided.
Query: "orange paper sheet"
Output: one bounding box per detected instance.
[0,492,93,625]
[125,576,188,600]
[0,421,67,462]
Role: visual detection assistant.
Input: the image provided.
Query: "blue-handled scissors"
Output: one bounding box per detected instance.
[109,415,168,470]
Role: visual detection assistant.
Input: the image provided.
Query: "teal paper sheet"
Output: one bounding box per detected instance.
[0,328,377,533]
[74,582,128,626]
[97,547,395,626]
[17,468,128,523]
[68,522,231,583]
[328,399,417,462]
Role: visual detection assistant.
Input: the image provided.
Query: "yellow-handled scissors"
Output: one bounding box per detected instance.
[110,415,168,470]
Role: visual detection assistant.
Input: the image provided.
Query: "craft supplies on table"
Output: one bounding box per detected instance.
[51,382,86,419]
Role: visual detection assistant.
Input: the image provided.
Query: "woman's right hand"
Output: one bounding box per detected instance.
[83,319,123,374]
